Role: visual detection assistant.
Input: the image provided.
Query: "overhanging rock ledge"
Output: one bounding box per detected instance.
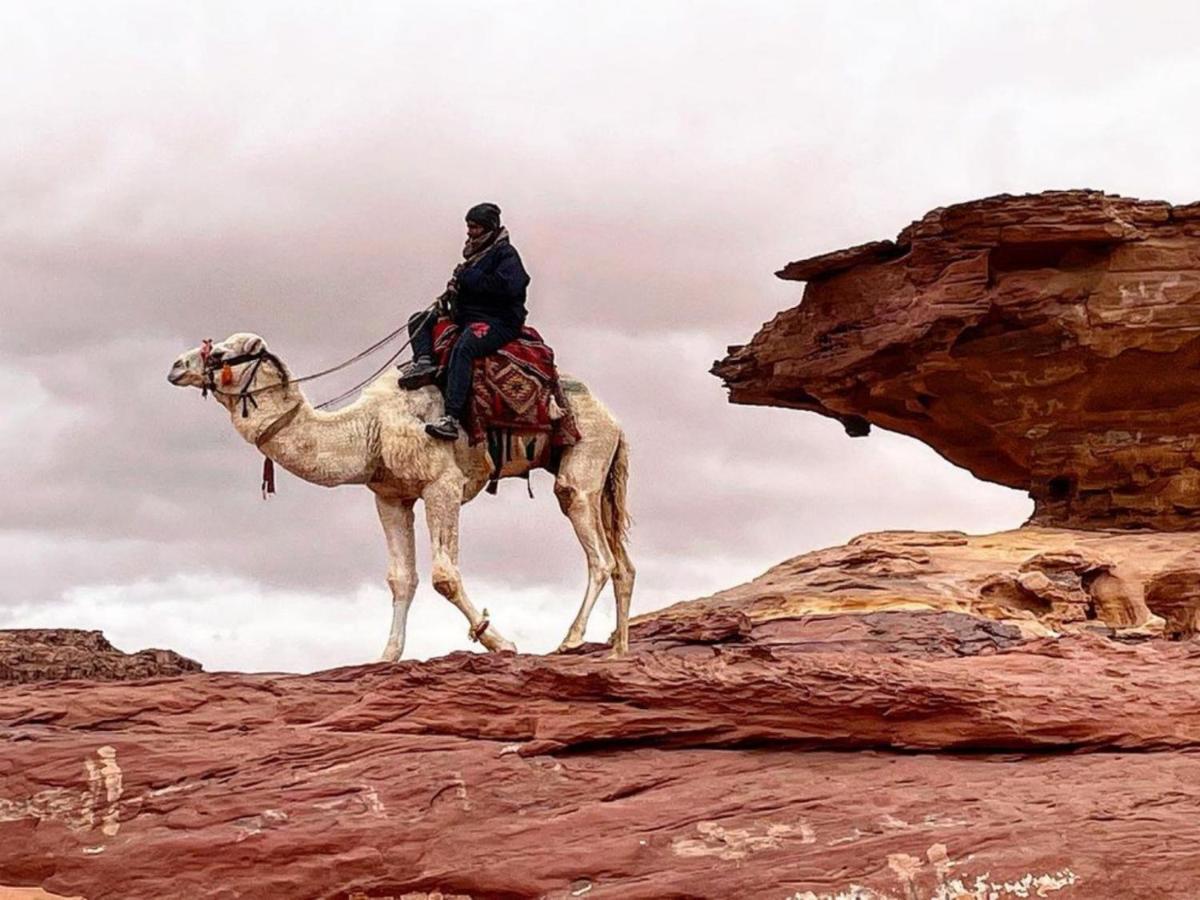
[714,189,1200,530]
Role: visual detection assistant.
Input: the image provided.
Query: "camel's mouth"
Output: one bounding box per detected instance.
[168,357,198,386]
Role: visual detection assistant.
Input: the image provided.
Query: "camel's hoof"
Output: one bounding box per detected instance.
[492,639,518,654]
[606,648,629,661]
[556,635,584,654]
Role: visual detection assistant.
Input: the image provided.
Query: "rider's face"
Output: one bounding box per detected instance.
[466,222,488,240]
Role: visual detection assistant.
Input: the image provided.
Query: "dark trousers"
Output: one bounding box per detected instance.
[407,311,520,420]
[408,310,438,361]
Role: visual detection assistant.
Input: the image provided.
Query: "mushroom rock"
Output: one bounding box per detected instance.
[713,190,1200,531]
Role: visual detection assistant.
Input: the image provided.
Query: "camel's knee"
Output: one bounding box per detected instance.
[430,561,460,598]
[588,558,615,588]
[387,571,418,599]
[612,556,635,585]
[553,481,578,515]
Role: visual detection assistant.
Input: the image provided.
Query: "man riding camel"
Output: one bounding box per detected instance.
[399,202,530,441]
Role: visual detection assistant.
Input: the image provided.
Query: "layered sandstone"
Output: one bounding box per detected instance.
[0,630,202,685]
[641,526,1200,638]
[4,614,1200,899]
[713,190,1200,529]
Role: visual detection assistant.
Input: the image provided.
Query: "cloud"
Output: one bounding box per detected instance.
[6,0,1176,665]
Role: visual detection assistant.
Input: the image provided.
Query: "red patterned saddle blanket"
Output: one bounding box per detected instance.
[431,319,582,452]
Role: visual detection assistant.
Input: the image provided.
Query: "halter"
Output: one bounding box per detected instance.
[201,347,279,418]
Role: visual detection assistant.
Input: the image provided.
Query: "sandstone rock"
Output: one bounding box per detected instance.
[638,527,1200,638]
[2,611,1200,899]
[713,190,1200,529]
[0,630,202,685]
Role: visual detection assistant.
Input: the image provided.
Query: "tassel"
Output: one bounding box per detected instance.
[261,456,276,499]
[221,363,234,386]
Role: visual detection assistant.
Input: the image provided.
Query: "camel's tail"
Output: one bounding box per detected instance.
[602,432,633,570]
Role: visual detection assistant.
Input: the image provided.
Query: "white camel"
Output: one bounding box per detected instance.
[167,332,634,660]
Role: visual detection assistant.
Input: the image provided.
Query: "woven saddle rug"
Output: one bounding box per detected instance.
[431,319,582,461]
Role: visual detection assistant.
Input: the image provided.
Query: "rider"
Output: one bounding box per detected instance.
[400,202,530,441]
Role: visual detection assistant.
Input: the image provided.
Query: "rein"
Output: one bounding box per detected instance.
[202,303,439,413]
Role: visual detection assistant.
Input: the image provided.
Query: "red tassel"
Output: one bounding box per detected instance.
[221,363,234,386]
[261,457,275,499]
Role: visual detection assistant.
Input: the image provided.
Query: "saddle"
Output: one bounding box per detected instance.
[431,320,581,480]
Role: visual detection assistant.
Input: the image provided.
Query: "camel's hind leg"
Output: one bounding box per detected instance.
[423,477,517,653]
[554,482,616,653]
[376,494,417,662]
[608,532,636,657]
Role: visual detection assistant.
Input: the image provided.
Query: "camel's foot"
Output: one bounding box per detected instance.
[607,644,629,660]
[556,627,586,653]
[379,645,402,663]
[483,632,517,654]
[472,624,516,654]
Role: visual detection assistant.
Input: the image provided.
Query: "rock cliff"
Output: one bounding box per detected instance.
[713,191,1200,530]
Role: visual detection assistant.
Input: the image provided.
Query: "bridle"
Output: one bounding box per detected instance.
[201,346,288,418]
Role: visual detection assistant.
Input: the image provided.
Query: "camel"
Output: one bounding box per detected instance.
[167,332,634,660]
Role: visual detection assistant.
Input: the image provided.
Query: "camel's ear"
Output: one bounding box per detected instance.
[244,336,265,355]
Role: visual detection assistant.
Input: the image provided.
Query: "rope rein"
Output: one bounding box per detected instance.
[205,303,439,412]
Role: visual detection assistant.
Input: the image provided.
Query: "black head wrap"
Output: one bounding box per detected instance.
[465,202,502,231]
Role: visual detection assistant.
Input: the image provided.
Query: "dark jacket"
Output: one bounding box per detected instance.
[453,241,529,328]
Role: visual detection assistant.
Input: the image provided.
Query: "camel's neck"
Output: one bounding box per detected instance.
[222,369,386,488]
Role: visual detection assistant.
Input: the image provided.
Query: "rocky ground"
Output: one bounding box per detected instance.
[4,534,1200,899]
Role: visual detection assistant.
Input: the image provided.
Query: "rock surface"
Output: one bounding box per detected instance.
[4,592,1200,899]
[713,190,1200,529]
[0,630,202,685]
[641,526,1200,638]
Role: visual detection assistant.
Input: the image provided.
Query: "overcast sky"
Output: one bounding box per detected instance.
[4,1,1197,672]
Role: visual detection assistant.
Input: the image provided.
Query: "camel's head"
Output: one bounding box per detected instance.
[167,333,278,391]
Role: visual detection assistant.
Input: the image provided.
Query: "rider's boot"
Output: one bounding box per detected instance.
[398,356,438,389]
[425,414,461,441]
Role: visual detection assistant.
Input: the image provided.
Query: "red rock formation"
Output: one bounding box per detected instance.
[713,190,1200,530]
[642,526,1200,638]
[3,614,1200,899]
[0,630,201,685]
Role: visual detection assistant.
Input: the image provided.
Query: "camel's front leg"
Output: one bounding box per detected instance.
[376,494,418,662]
[423,478,517,654]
